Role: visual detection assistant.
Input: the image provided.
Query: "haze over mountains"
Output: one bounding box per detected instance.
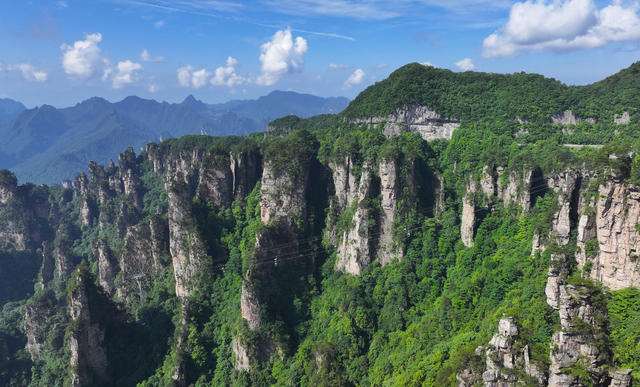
[0,91,349,185]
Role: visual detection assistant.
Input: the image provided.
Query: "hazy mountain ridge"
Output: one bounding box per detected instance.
[0,91,349,184]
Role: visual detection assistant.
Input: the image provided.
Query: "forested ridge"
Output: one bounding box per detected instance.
[1,62,640,386]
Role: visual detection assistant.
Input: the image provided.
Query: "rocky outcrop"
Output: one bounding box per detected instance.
[24,304,46,361]
[38,241,54,289]
[197,152,234,208]
[332,160,375,275]
[544,171,580,310]
[118,218,169,303]
[481,317,546,386]
[614,112,630,125]
[240,281,261,331]
[68,270,108,387]
[377,158,402,264]
[548,283,610,386]
[92,240,117,296]
[498,168,532,212]
[577,180,640,290]
[461,178,476,248]
[230,150,261,201]
[168,176,210,298]
[350,104,460,141]
[259,160,309,228]
[551,110,595,125]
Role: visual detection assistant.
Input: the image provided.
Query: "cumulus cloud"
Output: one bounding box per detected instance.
[140,49,164,62]
[211,56,247,87]
[257,29,308,86]
[6,63,48,82]
[421,61,435,67]
[483,0,640,58]
[177,65,211,89]
[112,60,143,88]
[61,33,108,79]
[148,83,160,93]
[344,68,365,87]
[455,58,475,71]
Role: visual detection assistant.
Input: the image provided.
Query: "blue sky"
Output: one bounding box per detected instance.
[1,0,640,107]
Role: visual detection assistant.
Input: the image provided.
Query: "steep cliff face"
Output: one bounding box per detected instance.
[332,160,376,275]
[68,270,108,387]
[461,178,476,248]
[548,282,611,386]
[577,180,640,290]
[377,158,402,265]
[118,217,169,304]
[350,104,460,141]
[168,175,210,299]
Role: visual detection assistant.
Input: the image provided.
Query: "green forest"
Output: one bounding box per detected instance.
[1,62,640,386]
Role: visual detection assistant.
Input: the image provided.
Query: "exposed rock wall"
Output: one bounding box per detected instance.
[548,283,610,386]
[93,239,117,296]
[577,180,640,290]
[68,270,108,387]
[331,159,376,275]
[461,178,476,248]
[350,104,460,141]
[168,175,210,299]
[377,158,402,264]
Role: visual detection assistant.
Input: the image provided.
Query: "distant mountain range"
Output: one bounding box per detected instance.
[0,91,349,184]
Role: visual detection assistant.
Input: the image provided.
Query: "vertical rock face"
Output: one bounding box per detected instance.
[259,160,309,228]
[480,165,495,198]
[68,271,108,387]
[547,171,579,245]
[498,169,532,212]
[544,171,580,310]
[24,305,45,361]
[197,152,234,208]
[377,158,401,265]
[168,176,209,299]
[240,281,261,331]
[548,284,610,387]
[461,178,476,248]
[93,240,117,296]
[117,220,170,303]
[230,150,261,201]
[54,234,73,281]
[38,241,54,289]
[331,160,375,275]
[481,318,546,386]
[578,181,640,290]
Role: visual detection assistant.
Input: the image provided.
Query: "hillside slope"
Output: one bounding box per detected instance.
[0,63,639,386]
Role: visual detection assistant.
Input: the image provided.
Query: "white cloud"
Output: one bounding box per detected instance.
[483,0,640,58]
[211,56,247,87]
[455,57,474,71]
[257,29,308,86]
[148,83,159,93]
[112,60,143,88]
[61,33,108,79]
[7,64,48,82]
[329,63,349,70]
[344,68,365,87]
[154,20,166,29]
[177,65,211,89]
[421,61,434,67]
[140,49,164,62]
